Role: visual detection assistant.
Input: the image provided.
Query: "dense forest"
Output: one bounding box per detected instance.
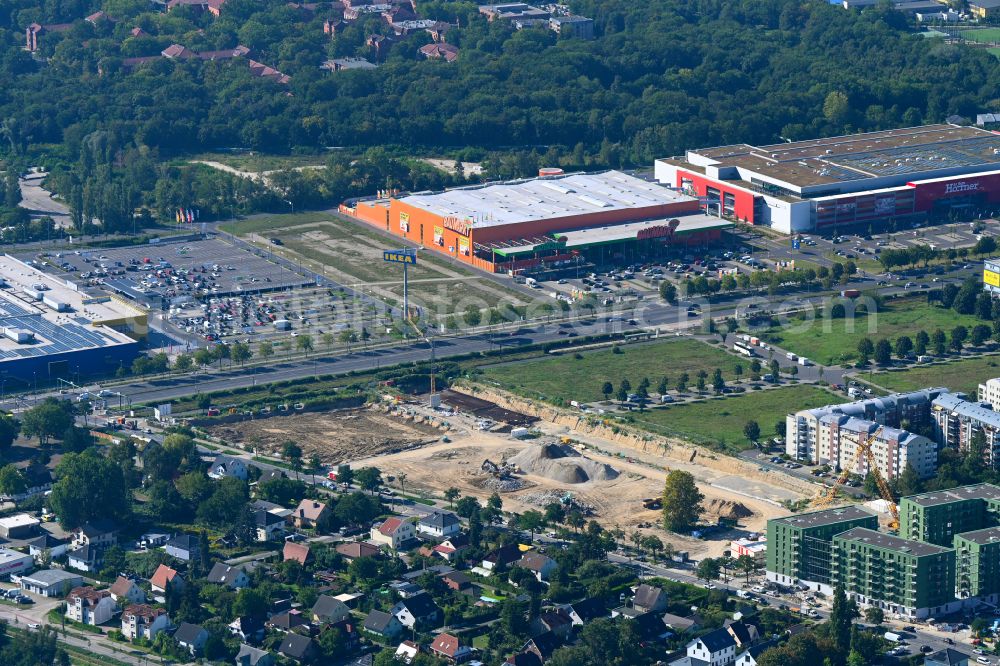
[0,0,998,228]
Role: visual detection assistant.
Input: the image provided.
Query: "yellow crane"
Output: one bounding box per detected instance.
[812,426,900,530]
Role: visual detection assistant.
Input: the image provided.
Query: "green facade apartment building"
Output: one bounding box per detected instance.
[954,526,1000,602]
[832,527,958,619]
[899,484,1000,546]
[765,506,878,591]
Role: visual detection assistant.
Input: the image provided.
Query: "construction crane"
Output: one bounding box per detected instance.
[812,426,900,530]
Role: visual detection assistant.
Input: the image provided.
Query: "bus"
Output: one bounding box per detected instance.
[733,341,756,358]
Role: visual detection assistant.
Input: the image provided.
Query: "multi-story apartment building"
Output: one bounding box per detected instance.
[786,388,945,464]
[954,526,1000,602]
[978,377,1000,410]
[932,392,1000,468]
[765,506,878,592]
[832,528,958,619]
[898,484,1000,546]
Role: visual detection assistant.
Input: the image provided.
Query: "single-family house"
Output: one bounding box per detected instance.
[164,534,200,561]
[293,499,330,529]
[19,570,82,597]
[391,592,441,629]
[520,632,562,664]
[395,640,420,663]
[122,604,170,640]
[430,632,474,663]
[150,564,184,594]
[267,609,308,632]
[27,534,69,561]
[662,613,702,634]
[252,499,294,520]
[283,541,312,566]
[431,534,470,562]
[71,520,117,548]
[687,626,738,666]
[336,541,381,560]
[256,510,286,542]
[67,544,102,572]
[633,583,668,613]
[517,552,557,583]
[417,511,461,538]
[174,622,209,656]
[207,562,250,589]
[925,649,973,666]
[418,42,459,62]
[481,544,522,573]
[236,644,275,666]
[736,640,778,666]
[66,586,116,625]
[530,611,573,640]
[109,576,146,605]
[278,633,316,663]
[363,609,404,639]
[208,455,248,480]
[440,570,473,593]
[504,653,543,666]
[229,616,265,643]
[557,598,607,626]
[256,468,287,485]
[371,516,416,549]
[725,620,758,649]
[312,594,351,624]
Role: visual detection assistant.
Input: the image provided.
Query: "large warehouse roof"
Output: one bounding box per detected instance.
[399,170,694,228]
[688,124,1000,189]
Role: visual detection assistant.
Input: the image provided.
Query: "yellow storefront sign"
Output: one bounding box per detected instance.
[985,269,1000,288]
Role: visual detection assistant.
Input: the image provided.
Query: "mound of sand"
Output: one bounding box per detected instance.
[704,498,754,520]
[509,442,619,484]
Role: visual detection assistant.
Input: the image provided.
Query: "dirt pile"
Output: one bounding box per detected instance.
[704,498,754,520]
[509,442,619,484]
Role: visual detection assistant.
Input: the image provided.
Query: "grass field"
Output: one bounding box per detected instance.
[223,212,529,314]
[630,384,837,452]
[956,27,1000,43]
[989,47,1000,59]
[481,338,748,403]
[761,297,983,366]
[873,355,1000,396]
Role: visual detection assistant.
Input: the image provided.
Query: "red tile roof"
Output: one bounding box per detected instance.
[379,517,405,536]
[283,541,311,565]
[150,564,180,590]
[431,632,461,658]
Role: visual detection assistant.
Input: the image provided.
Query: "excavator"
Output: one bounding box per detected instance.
[812,426,900,530]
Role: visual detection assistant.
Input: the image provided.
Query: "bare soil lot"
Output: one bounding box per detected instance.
[204,408,443,464]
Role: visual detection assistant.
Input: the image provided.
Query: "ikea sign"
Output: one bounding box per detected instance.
[383,250,417,265]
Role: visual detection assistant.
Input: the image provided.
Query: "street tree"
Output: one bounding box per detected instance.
[661,470,704,531]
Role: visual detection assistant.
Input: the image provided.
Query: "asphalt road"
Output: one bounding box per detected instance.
[18,172,71,230]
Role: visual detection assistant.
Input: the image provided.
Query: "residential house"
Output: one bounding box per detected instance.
[395,640,420,664]
[72,520,117,548]
[312,594,351,624]
[433,534,470,562]
[19,570,82,597]
[520,632,561,664]
[362,610,404,639]
[430,632,474,663]
[165,534,200,561]
[122,604,170,640]
[150,564,184,594]
[229,616,265,643]
[418,511,461,538]
[926,649,972,666]
[736,640,779,666]
[109,576,146,605]
[371,516,416,549]
[336,542,380,560]
[137,532,171,550]
[267,609,308,632]
[283,541,312,566]
[236,644,275,666]
[662,613,702,634]
[293,499,330,529]
[129,26,147,37]
[504,654,543,666]
[256,510,286,542]
[252,499,293,520]
[481,544,522,573]
[517,552,557,583]
[686,626,739,666]
[391,592,441,629]
[24,22,71,53]
[278,633,316,663]
[208,455,248,480]
[67,544,102,573]
[174,622,209,656]
[418,42,459,62]
[725,620,758,649]
[557,598,607,626]
[2,464,52,502]
[256,468,287,485]
[633,610,672,642]
[27,534,69,561]
[530,611,572,640]
[66,587,116,626]
[633,583,668,613]
[321,57,377,72]
[440,570,472,593]
[207,562,250,589]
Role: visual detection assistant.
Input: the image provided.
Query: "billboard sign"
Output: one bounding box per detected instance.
[985,259,1000,293]
[383,249,417,265]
